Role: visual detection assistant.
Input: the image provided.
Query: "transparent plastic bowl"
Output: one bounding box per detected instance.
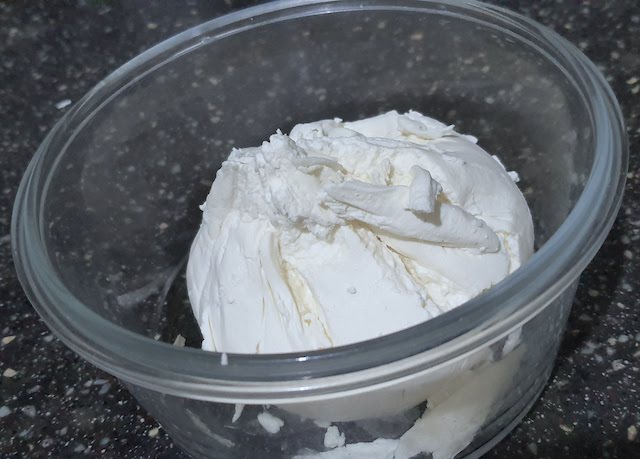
[12,1,627,458]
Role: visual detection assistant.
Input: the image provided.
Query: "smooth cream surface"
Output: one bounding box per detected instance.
[187,111,534,353]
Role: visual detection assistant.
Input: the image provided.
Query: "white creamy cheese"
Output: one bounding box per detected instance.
[187,110,533,353]
[323,425,346,449]
[257,411,285,434]
[293,344,524,459]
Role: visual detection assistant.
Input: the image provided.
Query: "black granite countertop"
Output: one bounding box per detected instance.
[1,1,639,458]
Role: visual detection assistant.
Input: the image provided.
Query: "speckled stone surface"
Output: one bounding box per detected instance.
[1,0,639,458]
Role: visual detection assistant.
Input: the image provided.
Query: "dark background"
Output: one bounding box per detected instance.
[1,1,639,458]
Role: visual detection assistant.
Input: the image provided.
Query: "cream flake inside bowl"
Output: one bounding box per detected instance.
[11,1,626,458]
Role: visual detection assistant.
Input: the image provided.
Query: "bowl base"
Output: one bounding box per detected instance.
[170,384,544,459]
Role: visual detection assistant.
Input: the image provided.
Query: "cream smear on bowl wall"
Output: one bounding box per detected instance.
[186,110,534,458]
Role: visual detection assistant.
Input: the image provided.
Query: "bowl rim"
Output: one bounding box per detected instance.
[12,0,627,400]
